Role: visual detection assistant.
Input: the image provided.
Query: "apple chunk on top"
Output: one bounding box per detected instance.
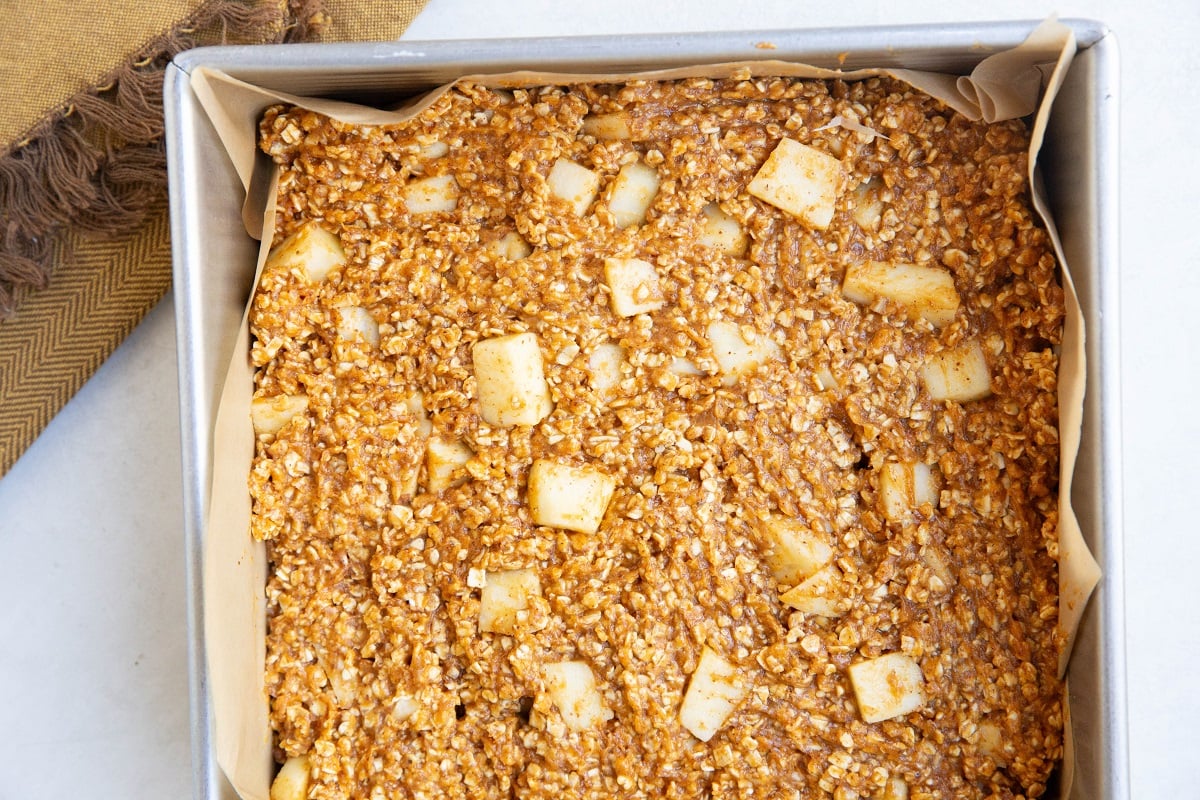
[679,646,748,742]
[848,652,927,724]
[265,221,345,283]
[527,459,616,535]
[747,137,844,229]
[472,331,555,427]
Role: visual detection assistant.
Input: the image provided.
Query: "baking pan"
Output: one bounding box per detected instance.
[165,20,1125,800]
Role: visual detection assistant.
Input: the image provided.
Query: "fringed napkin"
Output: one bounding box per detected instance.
[0,0,427,476]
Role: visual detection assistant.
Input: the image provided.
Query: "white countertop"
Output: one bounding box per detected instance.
[2,0,1194,795]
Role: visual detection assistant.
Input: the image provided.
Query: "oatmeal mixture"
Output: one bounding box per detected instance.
[250,75,1065,800]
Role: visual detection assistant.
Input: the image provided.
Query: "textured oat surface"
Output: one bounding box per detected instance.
[250,75,1064,799]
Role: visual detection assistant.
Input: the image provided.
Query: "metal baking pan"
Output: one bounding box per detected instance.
[165,20,1125,800]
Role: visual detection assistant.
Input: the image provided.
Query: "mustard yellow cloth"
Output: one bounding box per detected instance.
[0,0,428,476]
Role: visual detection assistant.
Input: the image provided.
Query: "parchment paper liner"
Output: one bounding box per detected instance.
[192,19,1100,799]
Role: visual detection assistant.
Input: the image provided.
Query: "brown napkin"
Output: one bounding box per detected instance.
[0,0,428,477]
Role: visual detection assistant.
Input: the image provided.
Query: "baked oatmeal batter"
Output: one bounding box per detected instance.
[251,74,1065,800]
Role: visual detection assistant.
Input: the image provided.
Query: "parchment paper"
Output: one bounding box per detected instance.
[193,19,1099,799]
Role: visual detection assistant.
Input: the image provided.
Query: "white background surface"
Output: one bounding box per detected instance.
[0,0,1194,795]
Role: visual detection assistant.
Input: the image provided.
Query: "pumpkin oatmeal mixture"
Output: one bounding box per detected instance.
[249,74,1065,800]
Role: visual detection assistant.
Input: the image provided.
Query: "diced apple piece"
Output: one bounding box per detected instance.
[878,462,938,523]
[587,343,625,395]
[542,660,613,732]
[266,222,345,282]
[403,173,459,214]
[472,332,554,427]
[334,305,380,347]
[747,138,843,229]
[815,367,839,392]
[426,437,473,492]
[478,568,541,635]
[975,721,1011,766]
[397,467,419,502]
[755,514,834,586]
[269,755,310,800]
[548,158,601,216]
[669,357,702,376]
[486,231,532,261]
[878,776,909,800]
[977,721,1004,760]
[842,261,960,328]
[387,504,411,527]
[406,391,433,437]
[852,177,885,230]
[921,547,954,591]
[679,646,748,742]
[848,652,927,724]
[921,339,992,402]
[389,391,432,444]
[419,139,450,159]
[779,565,844,617]
[392,694,419,722]
[604,257,664,317]
[607,162,660,229]
[699,203,749,257]
[581,112,631,140]
[389,390,434,444]
[251,394,308,436]
[706,320,781,386]
[528,459,616,534]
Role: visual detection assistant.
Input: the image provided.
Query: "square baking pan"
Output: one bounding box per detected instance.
[165,20,1125,800]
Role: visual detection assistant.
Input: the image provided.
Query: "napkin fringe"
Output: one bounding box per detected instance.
[0,0,323,318]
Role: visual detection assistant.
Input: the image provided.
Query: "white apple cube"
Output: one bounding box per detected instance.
[425,437,473,492]
[678,646,748,742]
[547,158,601,216]
[334,305,380,347]
[669,357,702,376]
[581,112,632,140]
[418,139,450,160]
[747,138,843,229]
[403,173,459,214]
[878,462,938,523]
[392,694,419,722]
[842,261,961,328]
[755,514,834,586]
[852,177,885,230]
[269,755,310,800]
[391,393,431,500]
[486,231,532,261]
[266,223,345,282]
[921,339,992,403]
[879,776,909,800]
[604,257,664,317]
[706,320,781,386]
[607,161,660,229]
[403,391,433,438]
[543,660,613,732]
[251,394,308,436]
[815,367,839,392]
[779,565,844,617]
[699,203,749,257]
[472,332,554,427]
[478,568,541,635]
[587,343,625,395]
[848,652,927,724]
[922,547,954,590]
[977,721,1004,760]
[527,459,616,534]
